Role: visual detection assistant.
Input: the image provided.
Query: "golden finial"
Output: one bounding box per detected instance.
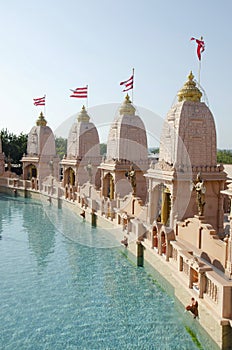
[36,111,47,126]
[177,71,202,102]
[77,105,90,122]
[188,71,194,81]
[119,94,135,115]
[125,94,130,103]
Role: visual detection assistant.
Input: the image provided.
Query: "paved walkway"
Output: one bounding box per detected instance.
[128,239,223,349]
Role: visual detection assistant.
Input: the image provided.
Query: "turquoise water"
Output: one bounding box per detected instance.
[0,194,217,349]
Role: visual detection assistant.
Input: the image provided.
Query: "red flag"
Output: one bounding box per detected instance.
[33,95,45,106]
[70,86,88,98]
[120,73,134,92]
[191,36,205,60]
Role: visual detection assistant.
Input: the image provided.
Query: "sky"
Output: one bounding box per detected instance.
[0,0,231,149]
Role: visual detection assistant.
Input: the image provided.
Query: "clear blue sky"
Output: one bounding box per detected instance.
[0,0,231,148]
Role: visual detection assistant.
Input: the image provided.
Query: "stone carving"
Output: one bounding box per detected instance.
[85,162,93,183]
[156,159,174,171]
[192,173,206,216]
[125,165,136,195]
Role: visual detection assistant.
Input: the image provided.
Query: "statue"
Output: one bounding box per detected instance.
[125,165,136,196]
[85,162,93,183]
[192,173,206,216]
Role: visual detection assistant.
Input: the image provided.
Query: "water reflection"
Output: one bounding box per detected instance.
[0,194,18,236]
[22,202,56,270]
[0,194,56,270]
[0,194,218,350]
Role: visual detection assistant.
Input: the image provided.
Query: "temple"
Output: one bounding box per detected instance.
[60,105,101,200]
[99,94,149,202]
[1,72,232,349]
[21,112,60,189]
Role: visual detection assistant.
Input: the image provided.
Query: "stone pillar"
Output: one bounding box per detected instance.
[225,195,232,278]
[178,255,183,271]
[161,189,167,224]
[221,323,232,350]
[137,242,144,267]
[91,209,97,227]
[218,181,226,234]
[147,179,152,224]
[199,272,206,298]
[169,191,175,228]
[189,267,194,289]
[110,176,114,200]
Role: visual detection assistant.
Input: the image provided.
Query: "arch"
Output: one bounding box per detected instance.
[103,173,114,199]
[161,231,166,255]
[161,185,171,225]
[150,183,163,223]
[190,267,199,290]
[152,225,158,249]
[25,164,37,180]
[64,167,75,186]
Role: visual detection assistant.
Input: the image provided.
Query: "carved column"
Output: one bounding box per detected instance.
[218,180,226,234]
[199,271,206,298]
[225,193,232,279]
[147,179,152,224]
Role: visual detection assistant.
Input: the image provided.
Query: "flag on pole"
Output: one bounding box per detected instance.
[191,36,205,60]
[33,95,46,106]
[120,73,134,92]
[70,86,88,98]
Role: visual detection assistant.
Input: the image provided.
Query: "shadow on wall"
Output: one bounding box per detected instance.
[201,252,225,272]
[213,259,225,273]
[201,252,211,264]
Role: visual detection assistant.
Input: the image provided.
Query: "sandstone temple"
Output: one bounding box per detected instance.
[0,72,232,349]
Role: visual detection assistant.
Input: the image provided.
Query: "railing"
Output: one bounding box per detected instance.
[205,277,218,303]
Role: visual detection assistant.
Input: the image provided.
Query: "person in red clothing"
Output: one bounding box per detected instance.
[186,297,199,319]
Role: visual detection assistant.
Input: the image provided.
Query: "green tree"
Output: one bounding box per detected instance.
[100,143,107,156]
[1,129,28,164]
[0,129,28,174]
[217,149,232,164]
[55,137,67,159]
[149,147,159,154]
[55,139,107,158]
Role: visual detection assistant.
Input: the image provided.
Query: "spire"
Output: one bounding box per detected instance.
[36,112,47,126]
[77,105,90,122]
[119,93,136,115]
[177,71,202,102]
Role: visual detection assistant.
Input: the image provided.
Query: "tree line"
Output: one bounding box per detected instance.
[0,129,232,175]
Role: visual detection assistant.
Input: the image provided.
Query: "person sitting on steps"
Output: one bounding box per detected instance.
[185,297,199,319]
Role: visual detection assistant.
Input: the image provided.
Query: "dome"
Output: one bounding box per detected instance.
[67,105,100,159]
[159,72,217,168]
[27,112,56,156]
[177,71,202,102]
[107,95,148,161]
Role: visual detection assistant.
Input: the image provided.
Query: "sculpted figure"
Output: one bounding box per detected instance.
[85,162,93,183]
[193,173,206,216]
[125,165,136,196]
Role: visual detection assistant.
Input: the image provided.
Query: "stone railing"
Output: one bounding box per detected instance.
[205,276,219,303]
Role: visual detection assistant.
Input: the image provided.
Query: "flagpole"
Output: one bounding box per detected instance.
[86,85,88,109]
[198,60,201,87]
[44,94,46,115]
[132,68,134,103]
